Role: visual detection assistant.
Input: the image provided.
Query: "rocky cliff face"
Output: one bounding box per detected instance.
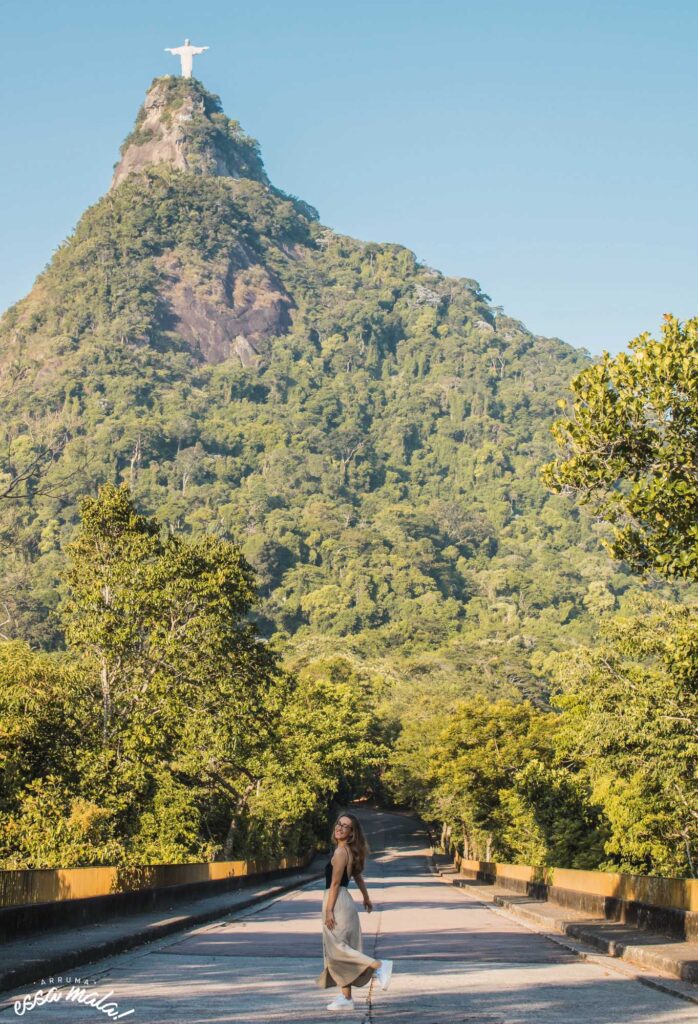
[111,77,269,189]
[156,249,294,366]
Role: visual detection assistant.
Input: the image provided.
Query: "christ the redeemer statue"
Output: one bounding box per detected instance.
[165,39,209,78]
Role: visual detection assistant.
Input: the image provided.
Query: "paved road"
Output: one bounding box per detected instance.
[1,809,696,1023]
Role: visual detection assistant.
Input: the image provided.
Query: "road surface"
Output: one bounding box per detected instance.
[1,808,695,1023]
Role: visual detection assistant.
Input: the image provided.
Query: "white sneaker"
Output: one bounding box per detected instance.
[375,958,393,990]
[326,994,355,1012]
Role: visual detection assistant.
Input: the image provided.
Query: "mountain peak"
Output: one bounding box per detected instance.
[111,76,269,190]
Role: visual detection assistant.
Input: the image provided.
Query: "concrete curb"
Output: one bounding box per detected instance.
[430,856,698,1007]
[488,890,698,1004]
[0,866,324,994]
[489,891,698,985]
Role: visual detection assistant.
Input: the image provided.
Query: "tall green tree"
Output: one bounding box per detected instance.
[62,483,276,858]
[541,313,698,877]
[542,314,698,580]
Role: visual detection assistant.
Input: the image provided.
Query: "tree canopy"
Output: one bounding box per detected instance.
[0,484,385,867]
[542,314,698,580]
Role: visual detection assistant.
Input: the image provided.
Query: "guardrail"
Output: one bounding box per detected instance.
[450,853,698,940]
[0,852,311,908]
[0,847,318,940]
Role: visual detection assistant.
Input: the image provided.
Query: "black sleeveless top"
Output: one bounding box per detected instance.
[324,856,351,889]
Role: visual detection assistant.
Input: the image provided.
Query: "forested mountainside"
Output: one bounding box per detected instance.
[4,75,697,875]
[1,76,641,702]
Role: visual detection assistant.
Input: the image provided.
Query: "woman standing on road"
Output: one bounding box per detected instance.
[316,812,393,1013]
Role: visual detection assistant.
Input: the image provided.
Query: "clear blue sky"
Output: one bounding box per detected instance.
[2,0,697,355]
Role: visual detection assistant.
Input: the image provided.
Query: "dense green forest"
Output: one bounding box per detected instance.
[1,77,696,874]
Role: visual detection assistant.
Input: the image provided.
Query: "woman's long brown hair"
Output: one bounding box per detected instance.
[330,812,370,877]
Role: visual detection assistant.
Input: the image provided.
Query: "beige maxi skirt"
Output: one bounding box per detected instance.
[316,886,378,989]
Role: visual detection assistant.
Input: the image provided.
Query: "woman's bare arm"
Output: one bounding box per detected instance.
[354,871,369,899]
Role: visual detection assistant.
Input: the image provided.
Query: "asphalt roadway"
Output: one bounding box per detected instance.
[1,808,696,1024]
